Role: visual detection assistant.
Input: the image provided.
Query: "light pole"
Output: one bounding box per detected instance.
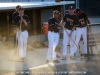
[76,0,79,8]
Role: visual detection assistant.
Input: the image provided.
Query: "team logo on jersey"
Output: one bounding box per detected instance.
[81,21,85,25]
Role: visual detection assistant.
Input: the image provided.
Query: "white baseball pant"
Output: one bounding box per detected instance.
[74,27,87,54]
[17,30,28,58]
[46,31,59,60]
[62,29,76,57]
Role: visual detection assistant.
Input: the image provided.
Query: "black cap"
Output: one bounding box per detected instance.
[76,8,81,13]
[53,10,60,14]
[68,6,74,10]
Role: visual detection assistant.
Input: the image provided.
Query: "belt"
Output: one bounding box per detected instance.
[49,31,58,33]
[65,28,72,30]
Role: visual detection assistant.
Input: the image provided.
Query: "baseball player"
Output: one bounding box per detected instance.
[62,6,79,60]
[14,7,30,60]
[12,5,21,47]
[74,8,90,56]
[46,10,62,63]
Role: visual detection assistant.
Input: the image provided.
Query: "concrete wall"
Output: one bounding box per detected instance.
[28,34,47,43]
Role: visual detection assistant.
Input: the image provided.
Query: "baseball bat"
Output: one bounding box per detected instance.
[61,23,86,58]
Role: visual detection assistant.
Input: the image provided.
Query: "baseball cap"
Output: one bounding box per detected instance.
[53,10,60,14]
[16,5,21,9]
[68,6,74,10]
[76,8,81,13]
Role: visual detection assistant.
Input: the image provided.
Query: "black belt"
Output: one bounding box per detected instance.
[49,31,58,33]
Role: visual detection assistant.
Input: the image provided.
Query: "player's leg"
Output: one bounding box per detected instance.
[18,32,24,58]
[23,30,28,58]
[73,28,82,54]
[52,33,60,63]
[46,31,55,63]
[62,29,69,59]
[70,30,76,57]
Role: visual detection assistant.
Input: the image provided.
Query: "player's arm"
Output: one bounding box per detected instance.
[57,21,62,26]
[83,12,90,24]
[48,18,54,26]
[67,18,74,22]
[21,16,30,26]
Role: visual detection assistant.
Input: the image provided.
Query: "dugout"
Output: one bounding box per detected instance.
[0,1,75,41]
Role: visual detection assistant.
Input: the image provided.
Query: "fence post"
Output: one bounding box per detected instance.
[87,25,90,61]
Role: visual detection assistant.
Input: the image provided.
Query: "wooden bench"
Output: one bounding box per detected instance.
[88,40,100,56]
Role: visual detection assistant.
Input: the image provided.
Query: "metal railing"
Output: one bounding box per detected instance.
[87,23,100,60]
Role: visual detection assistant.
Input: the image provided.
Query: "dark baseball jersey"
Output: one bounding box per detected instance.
[63,13,79,30]
[14,15,30,31]
[77,12,88,27]
[48,17,60,33]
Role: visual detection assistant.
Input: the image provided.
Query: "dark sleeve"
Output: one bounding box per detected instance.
[63,13,69,22]
[48,18,54,25]
[14,16,19,22]
[84,13,91,24]
[83,13,88,22]
[25,16,30,23]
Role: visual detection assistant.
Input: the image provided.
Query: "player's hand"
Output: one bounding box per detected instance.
[60,20,64,23]
[21,17,23,20]
[58,23,62,26]
[67,18,74,22]
[58,30,61,34]
[19,20,22,24]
